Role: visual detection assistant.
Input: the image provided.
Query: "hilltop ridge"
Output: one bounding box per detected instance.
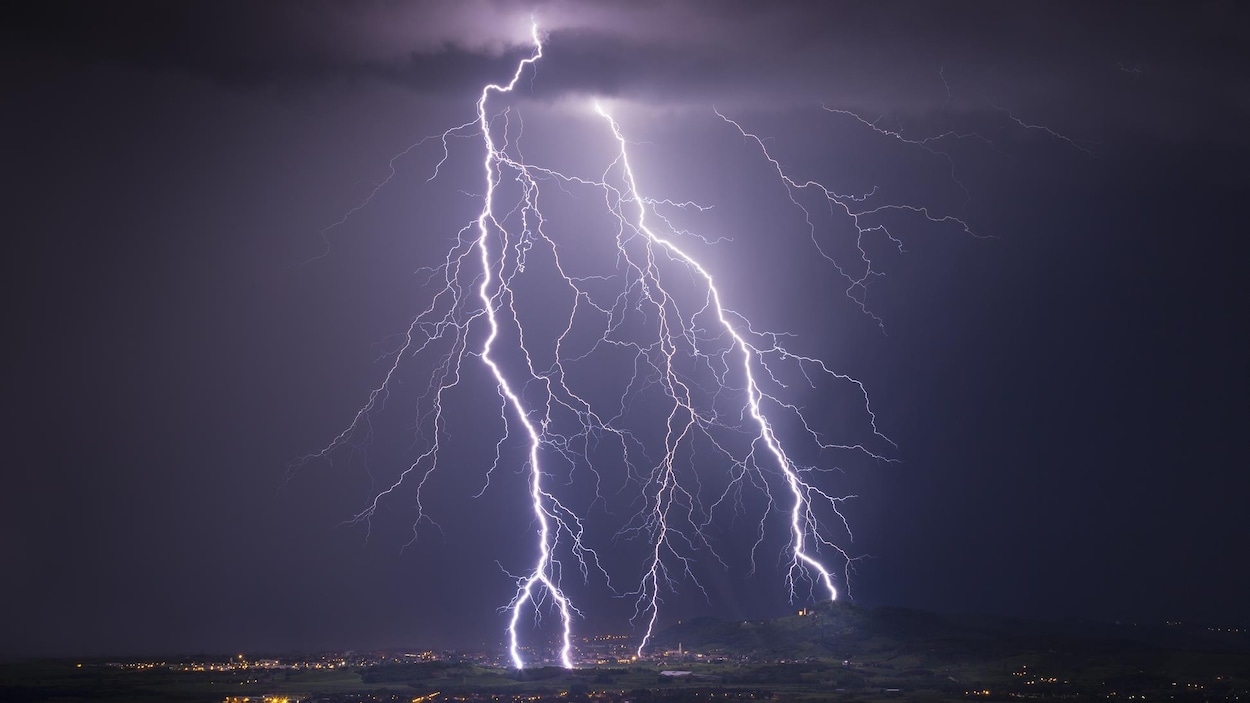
[651,600,1250,661]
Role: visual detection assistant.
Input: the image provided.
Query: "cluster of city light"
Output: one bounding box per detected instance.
[1012,665,1065,686]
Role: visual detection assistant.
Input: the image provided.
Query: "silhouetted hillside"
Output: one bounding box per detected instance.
[651,600,1250,661]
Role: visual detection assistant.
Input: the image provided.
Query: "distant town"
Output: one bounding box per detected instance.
[8,606,1249,703]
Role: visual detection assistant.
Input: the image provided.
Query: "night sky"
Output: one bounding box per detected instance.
[4,1,1248,659]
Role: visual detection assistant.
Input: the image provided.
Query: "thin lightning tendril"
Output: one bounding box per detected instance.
[296,21,1081,669]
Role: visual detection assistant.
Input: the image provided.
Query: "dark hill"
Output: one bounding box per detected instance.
[650,600,1250,662]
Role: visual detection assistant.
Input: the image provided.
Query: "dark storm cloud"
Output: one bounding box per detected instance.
[10,1,1248,128]
[523,2,1250,147]
[2,0,532,94]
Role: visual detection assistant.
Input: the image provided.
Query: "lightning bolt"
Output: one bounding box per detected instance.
[467,24,588,671]
[590,104,902,654]
[297,20,1073,668]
